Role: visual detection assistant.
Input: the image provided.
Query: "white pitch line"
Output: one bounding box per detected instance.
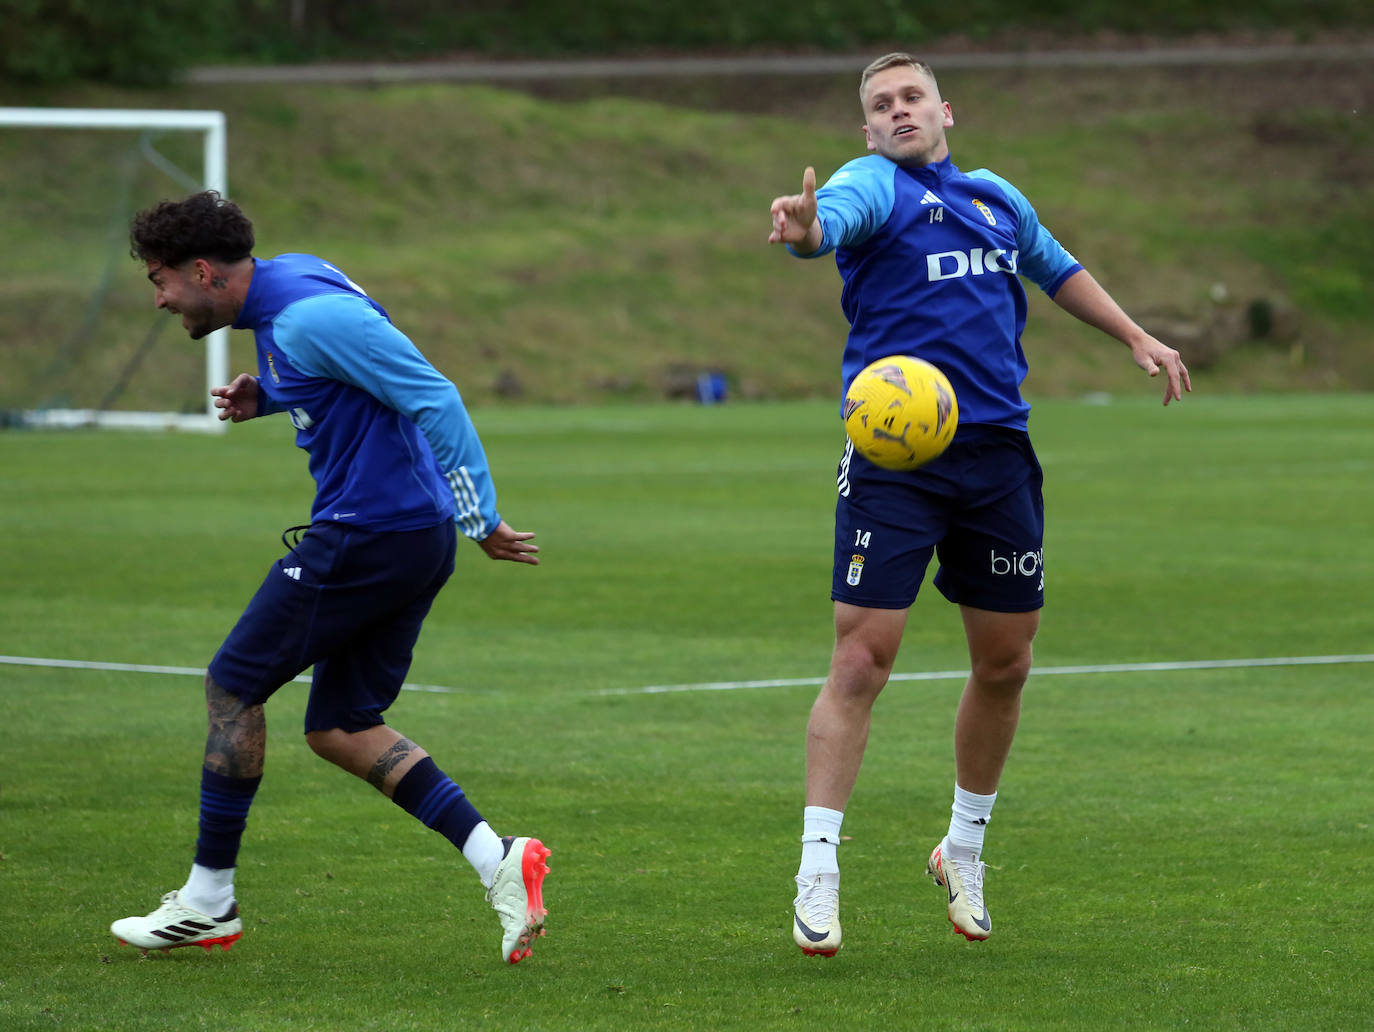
[7,652,1373,699]
[608,653,1374,696]
[0,654,464,694]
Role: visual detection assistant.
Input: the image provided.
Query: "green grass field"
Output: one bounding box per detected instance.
[2,395,1372,1031]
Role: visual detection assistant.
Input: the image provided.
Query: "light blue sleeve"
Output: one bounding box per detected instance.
[967,168,1082,295]
[788,156,897,258]
[274,293,501,538]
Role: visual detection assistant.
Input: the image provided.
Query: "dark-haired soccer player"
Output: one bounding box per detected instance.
[110,190,551,965]
[769,54,1189,955]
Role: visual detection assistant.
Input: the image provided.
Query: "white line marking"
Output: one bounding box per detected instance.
[0,655,466,694]
[605,654,1374,696]
[6,652,1372,699]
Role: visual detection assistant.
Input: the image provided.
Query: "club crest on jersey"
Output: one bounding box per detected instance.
[846,554,865,586]
[972,199,997,225]
[266,351,281,383]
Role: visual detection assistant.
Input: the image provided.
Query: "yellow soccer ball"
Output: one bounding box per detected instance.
[842,355,959,470]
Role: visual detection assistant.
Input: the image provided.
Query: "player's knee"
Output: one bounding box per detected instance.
[970,647,1032,691]
[205,673,241,709]
[305,728,349,764]
[828,638,898,699]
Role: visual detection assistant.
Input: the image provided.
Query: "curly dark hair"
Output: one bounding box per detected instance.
[129,190,255,268]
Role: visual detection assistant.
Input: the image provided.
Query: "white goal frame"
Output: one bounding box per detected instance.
[0,107,229,433]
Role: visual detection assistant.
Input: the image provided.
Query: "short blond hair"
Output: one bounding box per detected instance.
[859,52,940,107]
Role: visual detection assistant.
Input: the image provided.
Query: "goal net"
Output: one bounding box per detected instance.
[0,107,229,432]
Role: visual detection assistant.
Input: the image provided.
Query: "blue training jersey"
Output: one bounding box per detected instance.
[794,154,1082,430]
[233,253,500,538]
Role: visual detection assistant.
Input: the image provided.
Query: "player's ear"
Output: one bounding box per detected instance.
[943,102,955,129]
[862,124,877,152]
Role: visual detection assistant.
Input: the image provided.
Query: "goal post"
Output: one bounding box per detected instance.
[0,106,229,433]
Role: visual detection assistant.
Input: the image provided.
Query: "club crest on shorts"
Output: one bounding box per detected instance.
[846,553,865,586]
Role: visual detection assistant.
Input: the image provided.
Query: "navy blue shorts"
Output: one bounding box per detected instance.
[831,426,1044,612]
[208,519,457,733]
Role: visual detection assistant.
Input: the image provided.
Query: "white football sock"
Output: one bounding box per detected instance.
[461,821,507,889]
[798,805,844,876]
[181,863,236,918]
[947,784,997,857]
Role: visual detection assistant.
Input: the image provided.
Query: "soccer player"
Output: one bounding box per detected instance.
[768,54,1189,955]
[110,190,551,965]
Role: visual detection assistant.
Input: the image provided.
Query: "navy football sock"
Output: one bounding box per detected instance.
[391,756,484,850]
[194,767,262,870]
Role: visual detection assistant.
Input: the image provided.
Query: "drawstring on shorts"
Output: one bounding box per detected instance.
[281,524,311,557]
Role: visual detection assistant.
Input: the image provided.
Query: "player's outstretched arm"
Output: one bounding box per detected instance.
[769,166,823,255]
[1051,270,1192,406]
[478,519,540,565]
[210,373,261,422]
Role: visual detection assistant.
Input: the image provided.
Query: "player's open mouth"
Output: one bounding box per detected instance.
[894,126,915,136]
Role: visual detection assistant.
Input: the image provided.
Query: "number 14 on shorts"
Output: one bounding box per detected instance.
[847,529,873,587]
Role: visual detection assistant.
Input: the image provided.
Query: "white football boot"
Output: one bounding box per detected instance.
[792,871,842,956]
[486,836,551,964]
[927,839,991,941]
[111,890,243,954]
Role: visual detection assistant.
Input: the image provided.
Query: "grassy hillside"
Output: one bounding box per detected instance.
[2,55,1371,413]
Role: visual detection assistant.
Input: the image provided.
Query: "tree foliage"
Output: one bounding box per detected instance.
[3,0,1370,86]
[0,0,233,85]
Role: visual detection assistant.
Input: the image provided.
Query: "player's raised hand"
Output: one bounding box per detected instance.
[211,373,261,422]
[479,520,540,565]
[1130,334,1192,406]
[769,166,820,251]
